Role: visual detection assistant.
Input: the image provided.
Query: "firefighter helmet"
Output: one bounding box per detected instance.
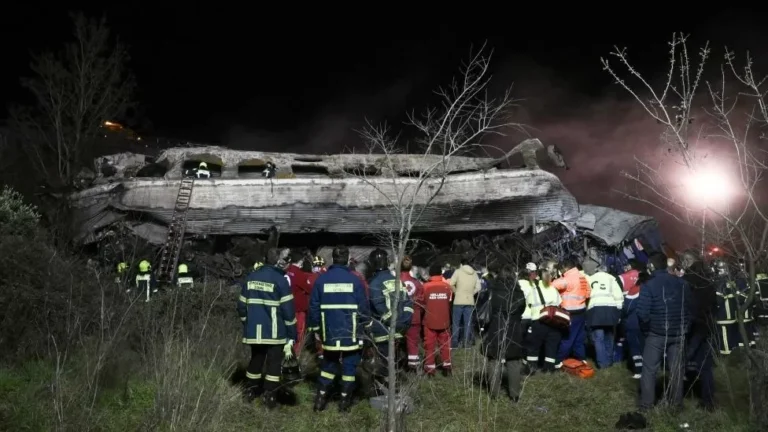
[313,256,325,267]
[117,262,128,273]
[253,261,264,270]
[178,263,188,274]
[368,248,389,272]
[198,161,208,169]
[138,260,151,272]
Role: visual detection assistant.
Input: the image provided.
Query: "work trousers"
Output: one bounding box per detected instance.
[524,320,562,371]
[451,305,474,348]
[590,326,615,369]
[406,323,421,368]
[717,322,741,355]
[246,344,283,393]
[557,311,586,363]
[626,327,645,374]
[486,359,522,399]
[424,327,451,373]
[294,311,306,356]
[318,349,362,395]
[686,330,715,409]
[639,334,685,410]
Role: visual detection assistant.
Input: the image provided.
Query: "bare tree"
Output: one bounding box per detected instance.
[10,12,135,186]
[348,43,520,431]
[602,33,768,423]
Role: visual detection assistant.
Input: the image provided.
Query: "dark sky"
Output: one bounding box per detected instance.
[2,5,766,247]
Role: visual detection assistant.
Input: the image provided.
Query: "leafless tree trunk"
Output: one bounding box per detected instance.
[602,33,768,425]
[10,12,135,186]
[349,43,521,431]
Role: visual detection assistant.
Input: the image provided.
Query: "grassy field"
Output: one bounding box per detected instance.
[0,338,756,432]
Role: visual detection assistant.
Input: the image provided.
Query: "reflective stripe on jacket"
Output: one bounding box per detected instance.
[552,268,590,311]
[307,264,370,351]
[526,280,561,321]
[237,265,297,345]
[368,270,414,343]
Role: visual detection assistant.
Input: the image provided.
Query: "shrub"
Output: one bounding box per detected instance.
[0,186,40,237]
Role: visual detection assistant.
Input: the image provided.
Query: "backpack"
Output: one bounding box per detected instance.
[476,291,493,330]
[561,358,595,379]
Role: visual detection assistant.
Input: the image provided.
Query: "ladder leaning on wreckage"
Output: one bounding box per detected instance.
[156,177,195,284]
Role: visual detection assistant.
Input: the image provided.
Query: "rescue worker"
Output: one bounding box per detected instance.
[586,265,624,369]
[756,273,768,323]
[400,256,424,372]
[637,252,691,412]
[523,268,563,372]
[116,261,129,289]
[135,260,157,302]
[307,245,369,413]
[262,161,276,178]
[422,263,453,376]
[713,260,741,354]
[681,250,717,411]
[517,263,538,337]
[285,251,313,356]
[312,256,327,274]
[367,248,414,393]
[551,258,591,367]
[616,260,644,378]
[237,248,297,408]
[733,264,757,348]
[253,261,263,270]
[196,161,211,179]
[176,263,194,288]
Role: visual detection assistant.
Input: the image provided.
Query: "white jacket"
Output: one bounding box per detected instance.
[526,281,562,321]
[587,271,624,310]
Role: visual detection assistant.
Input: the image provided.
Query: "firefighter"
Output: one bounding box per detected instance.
[237,248,297,408]
[196,162,211,179]
[254,261,264,270]
[116,261,129,289]
[307,245,370,413]
[312,256,327,274]
[400,256,424,372]
[713,261,741,354]
[586,265,624,369]
[176,263,194,288]
[367,248,414,393]
[135,260,157,302]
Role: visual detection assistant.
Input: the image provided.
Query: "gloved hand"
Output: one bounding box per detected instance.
[283,340,295,359]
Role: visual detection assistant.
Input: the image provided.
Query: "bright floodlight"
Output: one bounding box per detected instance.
[686,170,733,205]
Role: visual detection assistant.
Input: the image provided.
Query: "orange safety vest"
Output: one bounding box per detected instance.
[553,268,591,311]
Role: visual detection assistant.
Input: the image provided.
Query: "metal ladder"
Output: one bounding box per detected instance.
[157,178,195,283]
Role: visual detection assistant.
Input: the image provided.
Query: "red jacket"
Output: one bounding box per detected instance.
[351,270,370,299]
[422,276,452,330]
[619,269,640,299]
[286,264,313,312]
[401,272,424,324]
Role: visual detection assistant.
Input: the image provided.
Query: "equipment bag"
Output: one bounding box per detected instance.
[535,284,571,330]
[476,291,493,330]
[562,358,595,379]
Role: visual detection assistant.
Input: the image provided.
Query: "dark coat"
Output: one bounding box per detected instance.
[684,261,717,336]
[636,270,693,337]
[481,278,526,360]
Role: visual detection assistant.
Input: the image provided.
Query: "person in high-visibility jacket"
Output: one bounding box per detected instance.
[551,258,591,367]
[236,248,297,408]
[523,268,563,372]
[307,245,370,413]
[517,263,538,338]
[367,248,414,392]
[713,261,741,355]
[135,260,157,301]
[587,266,624,369]
[196,161,210,179]
[116,261,129,289]
[176,263,194,288]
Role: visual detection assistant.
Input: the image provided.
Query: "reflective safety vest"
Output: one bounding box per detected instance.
[518,279,535,320]
[136,273,151,289]
[587,272,624,309]
[177,264,193,287]
[553,268,590,311]
[526,280,561,320]
[196,169,210,178]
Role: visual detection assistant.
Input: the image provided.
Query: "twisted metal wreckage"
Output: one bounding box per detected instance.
[67,138,663,279]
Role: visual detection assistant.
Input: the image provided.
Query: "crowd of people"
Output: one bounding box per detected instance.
[123,242,764,414]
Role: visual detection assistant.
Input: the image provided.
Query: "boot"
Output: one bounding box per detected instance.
[244,383,263,403]
[262,391,277,409]
[338,393,353,413]
[313,390,329,412]
[442,367,452,377]
[505,360,521,401]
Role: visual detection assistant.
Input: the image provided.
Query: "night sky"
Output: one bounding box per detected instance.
[2,5,766,247]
